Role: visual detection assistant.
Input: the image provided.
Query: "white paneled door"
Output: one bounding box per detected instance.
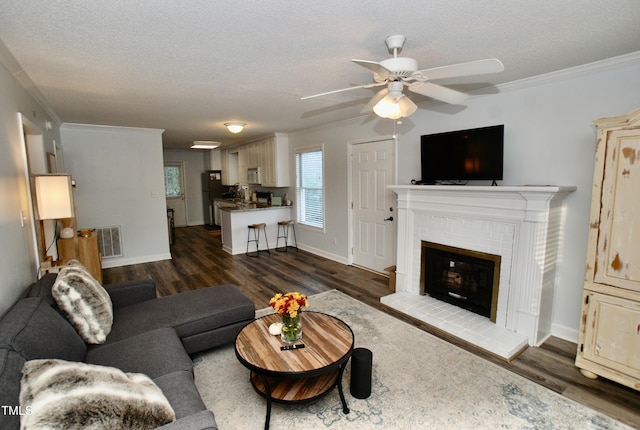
[351,139,396,273]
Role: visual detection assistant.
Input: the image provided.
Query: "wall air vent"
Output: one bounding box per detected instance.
[95,226,123,258]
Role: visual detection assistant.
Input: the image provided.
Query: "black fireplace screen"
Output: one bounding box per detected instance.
[421,242,500,322]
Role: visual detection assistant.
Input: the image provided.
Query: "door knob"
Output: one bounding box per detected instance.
[384,216,394,221]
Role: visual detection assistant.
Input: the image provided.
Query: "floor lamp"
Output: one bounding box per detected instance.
[34,174,75,264]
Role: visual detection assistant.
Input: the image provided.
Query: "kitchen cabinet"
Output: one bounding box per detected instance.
[220,133,289,187]
[575,108,640,390]
[261,133,289,187]
[244,141,262,170]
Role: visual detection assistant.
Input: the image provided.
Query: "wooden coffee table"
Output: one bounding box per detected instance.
[235,311,354,430]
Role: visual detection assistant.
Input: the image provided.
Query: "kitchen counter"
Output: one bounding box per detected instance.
[218,204,293,255]
[217,200,288,212]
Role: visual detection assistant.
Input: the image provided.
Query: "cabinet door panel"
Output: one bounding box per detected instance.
[595,130,640,291]
[582,292,640,379]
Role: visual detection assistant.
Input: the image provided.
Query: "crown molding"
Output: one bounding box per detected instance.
[0,39,62,125]
[60,123,164,135]
[492,51,640,94]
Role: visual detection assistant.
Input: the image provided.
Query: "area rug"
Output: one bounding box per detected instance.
[193,290,631,429]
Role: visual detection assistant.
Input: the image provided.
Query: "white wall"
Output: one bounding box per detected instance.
[60,124,170,268]
[163,148,210,226]
[0,57,60,315]
[288,55,640,342]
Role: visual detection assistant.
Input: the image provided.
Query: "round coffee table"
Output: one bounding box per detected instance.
[235,311,354,430]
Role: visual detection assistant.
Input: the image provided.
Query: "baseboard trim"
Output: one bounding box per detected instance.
[100,253,172,269]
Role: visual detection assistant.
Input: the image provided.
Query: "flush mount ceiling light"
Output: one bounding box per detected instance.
[191,141,221,149]
[224,122,246,134]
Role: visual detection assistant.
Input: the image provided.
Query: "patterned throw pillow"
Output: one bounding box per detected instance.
[20,359,175,430]
[52,264,113,344]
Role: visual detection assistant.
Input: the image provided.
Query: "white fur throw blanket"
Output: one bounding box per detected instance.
[52,264,113,344]
[20,359,175,430]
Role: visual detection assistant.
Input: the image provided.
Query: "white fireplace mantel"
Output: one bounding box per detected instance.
[382,185,576,359]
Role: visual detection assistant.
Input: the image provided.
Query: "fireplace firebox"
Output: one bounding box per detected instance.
[420,242,500,322]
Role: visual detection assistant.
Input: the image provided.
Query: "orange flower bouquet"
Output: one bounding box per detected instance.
[270,292,309,342]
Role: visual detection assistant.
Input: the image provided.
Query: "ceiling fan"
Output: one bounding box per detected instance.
[301,35,504,119]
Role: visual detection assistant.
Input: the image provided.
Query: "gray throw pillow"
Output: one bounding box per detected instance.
[20,359,175,430]
[52,264,113,344]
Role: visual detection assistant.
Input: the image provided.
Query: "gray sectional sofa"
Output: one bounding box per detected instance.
[0,272,255,429]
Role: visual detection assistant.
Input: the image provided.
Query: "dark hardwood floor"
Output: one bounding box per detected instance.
[103,225,640,428]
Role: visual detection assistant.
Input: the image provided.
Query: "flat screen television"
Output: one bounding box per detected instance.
[420,124,504,184]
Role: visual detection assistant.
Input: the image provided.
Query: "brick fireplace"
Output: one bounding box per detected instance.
[381,185,575,359]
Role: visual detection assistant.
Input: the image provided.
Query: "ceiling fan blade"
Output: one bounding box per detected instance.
[360,88,389,114]
[351,59,393,76]
[408,82,469,105]
[415,58,504,81]
[301,82,385,100]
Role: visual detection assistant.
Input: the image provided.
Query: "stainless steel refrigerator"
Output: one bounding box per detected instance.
[202,170,224,226]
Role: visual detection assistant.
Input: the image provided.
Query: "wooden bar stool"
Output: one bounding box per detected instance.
[246,223,270,257]
[276,220,298,252]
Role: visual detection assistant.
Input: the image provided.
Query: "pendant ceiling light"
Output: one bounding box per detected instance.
[224,122,246,134]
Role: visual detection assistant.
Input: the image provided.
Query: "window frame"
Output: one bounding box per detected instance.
[295,145,325,231]
[164,163,184,198]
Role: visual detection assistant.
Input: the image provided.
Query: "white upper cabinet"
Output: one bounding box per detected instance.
[261,133,289,187]
[221,133,289,187]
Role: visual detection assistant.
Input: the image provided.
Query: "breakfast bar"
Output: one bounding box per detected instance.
[219,202,293,255]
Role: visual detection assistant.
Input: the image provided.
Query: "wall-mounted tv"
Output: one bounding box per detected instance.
[420,124,504,184]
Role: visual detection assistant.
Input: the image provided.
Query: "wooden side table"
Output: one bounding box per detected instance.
[57,236,102,283]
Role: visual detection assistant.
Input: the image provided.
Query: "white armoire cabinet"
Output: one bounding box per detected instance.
[575,108,640,390]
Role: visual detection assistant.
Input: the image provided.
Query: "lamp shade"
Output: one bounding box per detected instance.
[35,174,74,220]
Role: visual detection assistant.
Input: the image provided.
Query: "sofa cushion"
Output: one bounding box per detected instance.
[24,273,57,306]
[153,370,208,419]
[0,297,86,361]
[103,279,157,308]
[107,284,255,346]
[52,265,113,344]
[156,410,217,430]
[86,327,192,379]
[0,349,26,430]
[20,359,176,430]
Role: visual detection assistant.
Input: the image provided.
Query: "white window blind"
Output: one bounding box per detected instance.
[295,147,324,229]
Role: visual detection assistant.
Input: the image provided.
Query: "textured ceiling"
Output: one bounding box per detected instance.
[1,0,639,149]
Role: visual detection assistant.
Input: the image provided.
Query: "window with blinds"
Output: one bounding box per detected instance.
[295,147,324,229]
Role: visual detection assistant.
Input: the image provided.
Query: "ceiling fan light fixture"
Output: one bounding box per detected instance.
[373,98,401,119]
[373,93,415,119]
[397,95,418,117]
[224,122,246,134]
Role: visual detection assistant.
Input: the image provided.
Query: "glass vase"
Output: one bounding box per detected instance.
[281,313,302,343]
